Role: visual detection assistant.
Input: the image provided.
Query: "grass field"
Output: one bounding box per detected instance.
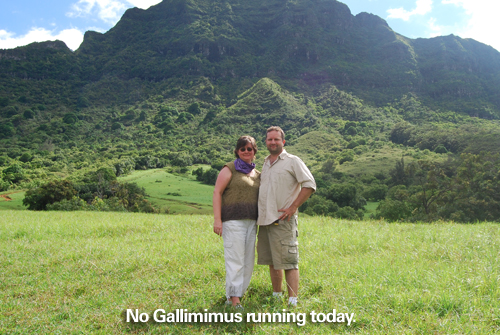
[118,168,214,215]
[0,190,26,210]
[2,211,499,334]
[0,169,215,214]
[364,201,378,219]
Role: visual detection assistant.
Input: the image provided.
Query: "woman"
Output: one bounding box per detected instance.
[213,135,260,309]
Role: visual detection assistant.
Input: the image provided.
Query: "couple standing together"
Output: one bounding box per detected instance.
[213,126,316,309]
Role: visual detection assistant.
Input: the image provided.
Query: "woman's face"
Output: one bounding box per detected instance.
[238,143,255,163]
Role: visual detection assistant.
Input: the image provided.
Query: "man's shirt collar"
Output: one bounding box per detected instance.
[265,149,288,163]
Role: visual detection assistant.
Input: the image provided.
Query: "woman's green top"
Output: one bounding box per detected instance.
[221,161,261,222]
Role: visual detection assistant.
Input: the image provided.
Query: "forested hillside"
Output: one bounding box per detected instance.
[1,0,500,222]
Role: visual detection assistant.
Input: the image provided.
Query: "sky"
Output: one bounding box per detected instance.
[0,0,499,52]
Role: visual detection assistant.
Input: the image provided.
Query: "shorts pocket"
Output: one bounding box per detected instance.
[281,240,298,264]
[223,241,233,248]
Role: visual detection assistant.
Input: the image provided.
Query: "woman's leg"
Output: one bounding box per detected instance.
[241,220,257,296]
[222,220,246,306]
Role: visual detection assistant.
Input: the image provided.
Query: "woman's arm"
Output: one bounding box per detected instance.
[212,166,232,236]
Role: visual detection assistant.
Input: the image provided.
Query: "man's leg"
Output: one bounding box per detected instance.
[269,265,283,293]
[285,268,299,298]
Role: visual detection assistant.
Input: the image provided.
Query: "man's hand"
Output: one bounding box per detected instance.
[214,220,223,236]
[277,187,315,221]
[278,206,297,221]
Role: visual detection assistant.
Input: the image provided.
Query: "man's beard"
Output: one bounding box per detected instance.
[267,145,282,155]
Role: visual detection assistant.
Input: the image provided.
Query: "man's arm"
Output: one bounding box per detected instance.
[277,187,314,221]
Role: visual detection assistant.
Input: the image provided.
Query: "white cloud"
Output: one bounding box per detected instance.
[126,0,162,10]
[67,0,162,25]
[0,27,84,51]
[387,0,433,21]
[0,0,162,51]
[426,17,445,37]
[440,0,500,51]
[67,0,128,25]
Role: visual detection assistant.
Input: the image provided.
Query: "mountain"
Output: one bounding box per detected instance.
[71,0,500,115]
[1,0,500,181]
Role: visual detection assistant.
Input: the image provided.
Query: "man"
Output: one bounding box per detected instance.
[257,126,316,306]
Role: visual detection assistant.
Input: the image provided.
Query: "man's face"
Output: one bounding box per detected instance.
[266,130,285,155]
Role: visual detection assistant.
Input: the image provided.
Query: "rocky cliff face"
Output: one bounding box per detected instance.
[2,0,500,116]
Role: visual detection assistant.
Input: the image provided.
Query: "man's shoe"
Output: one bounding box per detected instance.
[272,292,283,299]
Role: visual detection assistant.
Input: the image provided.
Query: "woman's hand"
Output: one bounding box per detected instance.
[214,220,223,236]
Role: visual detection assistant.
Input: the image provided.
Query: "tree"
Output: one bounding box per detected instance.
[443,153,500,222]
[375,199,411,222]
[187,102,201,115]
[19,153,32,163]
[177,112,194,123]
[63,113,78,124]
[23,180,77,210]
[0,122,15,138]
[2,164,25,183]
[200,168,219,185]
[407,160,452,220]
[0,97,9,107]
[322,183,366,210]
[23,109,35,119]
[362,184,388,201]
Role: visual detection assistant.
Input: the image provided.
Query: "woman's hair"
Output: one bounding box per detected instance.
[234,135,258,158]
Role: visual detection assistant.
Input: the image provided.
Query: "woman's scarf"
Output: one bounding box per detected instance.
[234,158,255,174]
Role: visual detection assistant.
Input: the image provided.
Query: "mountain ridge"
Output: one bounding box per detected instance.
[2,0,500,117]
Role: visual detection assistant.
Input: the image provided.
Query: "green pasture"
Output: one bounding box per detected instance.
[0,169,215,214]
[119,168,214,214]
[336,147,413,176]
[1,210,499,334]
[0,190,26,210]
[364,201,378,219]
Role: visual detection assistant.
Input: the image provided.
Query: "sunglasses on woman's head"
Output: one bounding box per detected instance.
[239,147,253,152]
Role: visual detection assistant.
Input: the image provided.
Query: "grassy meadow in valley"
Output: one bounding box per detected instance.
[118,168,214,215]
[1,210,499,334]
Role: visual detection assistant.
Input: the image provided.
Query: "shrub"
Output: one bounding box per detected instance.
[111,122,124,130]
[0,156,8,166]
[375,199,411,222]
[23,109,35,119]
[336,206,363,220]
[187,102,201,115]
[23,180,77,210]
[0,97,9,107]
[3,106,18,118]
[193,166,219,185]
[0,123,15,138]
[19,153,32,163]
[434,144,448,153]
[0,178,9,192]
[2,164,25,183]
[47,197,88,211]
[176,112,194,123]
[363,184,388,201]
[63,113,78,124]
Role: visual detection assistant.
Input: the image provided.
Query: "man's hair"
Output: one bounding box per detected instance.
[234,135,258,158]
[266,126,285,141]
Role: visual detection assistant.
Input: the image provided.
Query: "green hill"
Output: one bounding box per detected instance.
[1,0,500,222]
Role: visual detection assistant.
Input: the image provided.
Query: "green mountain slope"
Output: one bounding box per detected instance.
[2,0,500,222]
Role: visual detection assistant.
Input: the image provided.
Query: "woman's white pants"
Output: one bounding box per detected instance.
[222,219,256,298]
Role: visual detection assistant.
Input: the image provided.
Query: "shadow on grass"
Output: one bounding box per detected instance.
[119,284,308,333]
[119,284,362,333]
